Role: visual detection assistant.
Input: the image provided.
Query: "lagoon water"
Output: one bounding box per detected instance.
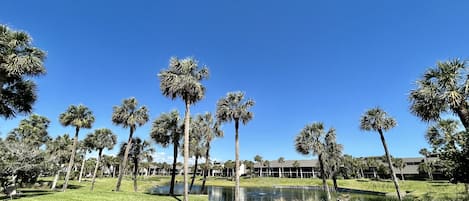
[149,184,385,201]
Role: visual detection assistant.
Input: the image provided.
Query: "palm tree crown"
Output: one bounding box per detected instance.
[360,107,396,132]
[158,57,209,104]
[59,105,95,129]
[216,92,255,124]
[112,97,149,129]
[84,128,117,152]
[151,110,182,147]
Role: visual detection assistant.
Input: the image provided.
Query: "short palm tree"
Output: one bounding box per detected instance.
[295,122,331,200]
[292,160,300,178]
[112,97,149,192]
[77,141,92,183]
[418,148,432,180]
[216,91,254,201]
[187,118,206,192]
[392,158,406,181]
[197,112,223,192]
[254,155,263,177]
[84,128,117,191]
[118,138,155,192]
[360,107,402,200]
[151,110,182,195]
[325,129,343,191]
[46,134,73,190]
[158,56,209,201]
[278,157,285,178]
[59,104,95,191]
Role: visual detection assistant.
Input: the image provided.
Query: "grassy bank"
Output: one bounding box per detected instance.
[3,176,467,200]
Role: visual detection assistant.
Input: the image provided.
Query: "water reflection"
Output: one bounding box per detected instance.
[149,185,384,201]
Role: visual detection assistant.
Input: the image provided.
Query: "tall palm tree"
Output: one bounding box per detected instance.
[59,104,95,191]
[278,157,285,178]
[151,110,182,195]
[158,56,209,200]
[216,91,255,201]
[46,134,73,190]
[254,155,263,177]
[360,107,402,200]
[119,138,155,192]
[197,112,223,192]
[112,97,149,192]
[418,148,432,180]
[0,25,46,119]
[295,122,331,200]
[84,128,117,191]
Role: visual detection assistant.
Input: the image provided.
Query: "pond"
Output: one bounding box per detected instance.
[149,185,389,201]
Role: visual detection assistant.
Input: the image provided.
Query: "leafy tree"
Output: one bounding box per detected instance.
[0,25,46,119]
[360,107,402,200]
[196,112,223,192]
[158,56,209,201]
[254,155,263,177]
[59,104,95,191]
[216,91,254,201]
[295,122,332,200]
[278,157,285,178]
[112,97,149,191]
[410,58,469,187]
[46,134,73,190]
[84,128,117,191]
[151,110,182,195]
[118,138,155,192]
[7,114,50,147]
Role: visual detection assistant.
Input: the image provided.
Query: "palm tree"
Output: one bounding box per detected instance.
[418,148,433,180]
[254,155,263,177]
[84,128,117,191]
[197,112,223,192]
[410,59,469,130]
[278,157,285,178]
[295,122,331,200]
[0,25,46,119]
[7,114,50,147]
[151,110,182,195]
[392,158,406,181]
[216,91,255,201]
[292,161,300,178]
[325,129,343,191]
[187,118,205,192]
[112,97,149,192]
[59,104,95,191]
[158,56,209,201]
[77,141,92,183]
[360,107,402,200]
[46,134,73,190]
[119,138,155,192]
[264,160,271,177]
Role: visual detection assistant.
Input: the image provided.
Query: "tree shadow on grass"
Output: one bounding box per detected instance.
[1,189,53,200]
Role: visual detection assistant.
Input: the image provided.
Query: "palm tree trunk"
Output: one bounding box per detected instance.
[201,141,211,192]
[116,126,134,191]
[51,168,61,190]
[63,127,80,192]
[456,105,469,131]
[183,101,191,201]
[78,154,86,183]
[360,168,364,178]
[379,130,402,201]
[234,120,240,201]
[190,155,199,192]
[318,154,331,201]
[400,167,405,181]
[259,162,263,177]
[300,168,303,179]
[332,173,338,191]
[133,158,138,192]
[170,142,178,195]
[91,149,102,191]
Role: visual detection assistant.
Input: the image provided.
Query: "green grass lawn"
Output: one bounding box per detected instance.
[2,176,467,200]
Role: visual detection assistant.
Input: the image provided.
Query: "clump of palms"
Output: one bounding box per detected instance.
[59,105,95,191]
[112,97,149,191]
[118,137,155,192]
[360,107,402,200]
[295,122,332,200]
[216,91,254,201]
[151,110,182,195]
[84,128,117,191]
[158,56,209,201]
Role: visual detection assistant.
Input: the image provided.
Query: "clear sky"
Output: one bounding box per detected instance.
[1,0,469,163]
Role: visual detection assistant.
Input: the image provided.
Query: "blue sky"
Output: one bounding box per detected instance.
[1,0,469,163]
